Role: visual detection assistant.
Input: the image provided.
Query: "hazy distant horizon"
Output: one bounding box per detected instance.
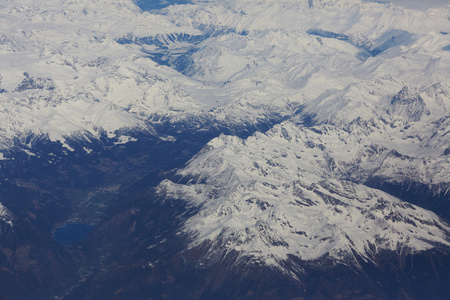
[135,0,449,11]
[370,0,449,9]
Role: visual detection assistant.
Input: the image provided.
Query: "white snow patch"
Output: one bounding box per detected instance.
[114,135,138,145]
[62,143,75,152]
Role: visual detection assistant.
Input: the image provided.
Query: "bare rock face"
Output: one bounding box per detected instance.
[387,86,430,121]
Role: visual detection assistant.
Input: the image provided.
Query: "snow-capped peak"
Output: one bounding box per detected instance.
[158,121,450,270]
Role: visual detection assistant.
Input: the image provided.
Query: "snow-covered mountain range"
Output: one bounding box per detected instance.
[153,0,450,288]
[0,0,448,146]
[0,0,449,298]
[159,120,450,271]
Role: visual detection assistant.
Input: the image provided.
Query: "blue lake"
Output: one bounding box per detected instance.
[54,223,95,245]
